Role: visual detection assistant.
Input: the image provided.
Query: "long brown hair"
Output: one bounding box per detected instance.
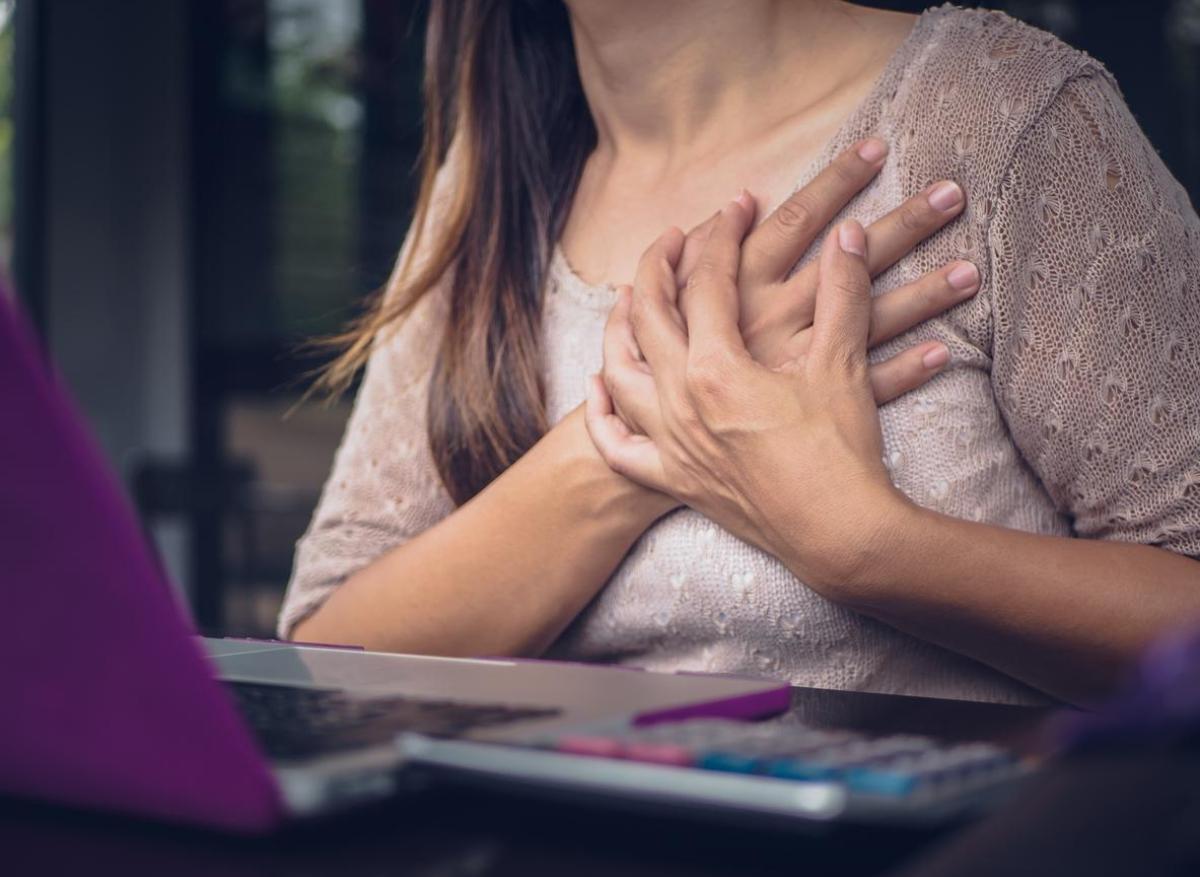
[316,0,595,505]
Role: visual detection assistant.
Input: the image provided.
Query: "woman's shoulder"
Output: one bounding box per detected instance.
[912,3,1104,93]
[886,4,1113,191]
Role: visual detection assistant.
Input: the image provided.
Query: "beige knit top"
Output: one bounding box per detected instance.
[279,5,1200,705]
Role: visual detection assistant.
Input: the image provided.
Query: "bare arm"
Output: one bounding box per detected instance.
[834,506,1200,705]
[854,70,1199,704]
[589,72,1200,707]
[294,407,671,655]
[285,140,968,656]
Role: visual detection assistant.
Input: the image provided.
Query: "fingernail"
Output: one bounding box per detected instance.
[946,261,980,294]
[733,188,754,211]
[857,138,888,164]
[922,344,950,369]
[837,220,866,256]
[927,181,964,212]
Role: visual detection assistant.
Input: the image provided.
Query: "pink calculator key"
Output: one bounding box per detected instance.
[624,743,694,766]
[556,736,626,758]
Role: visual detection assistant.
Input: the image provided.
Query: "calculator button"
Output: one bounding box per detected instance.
[844,767,920,796]
[697,752,762,774]
[556,735,625,758]
[624,742,694,766]
[764,758,845,781]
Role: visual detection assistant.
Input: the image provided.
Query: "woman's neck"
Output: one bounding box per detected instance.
[565,0,864,163]
[558,0,916,285]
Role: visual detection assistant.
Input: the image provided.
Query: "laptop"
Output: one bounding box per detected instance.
[0,290,790,832]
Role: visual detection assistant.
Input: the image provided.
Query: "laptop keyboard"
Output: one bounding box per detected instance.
[226,680,561,762]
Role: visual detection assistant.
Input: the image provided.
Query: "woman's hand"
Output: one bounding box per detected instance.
[585,198,915,595]
[676,140,976,384]
[599,139,976,448]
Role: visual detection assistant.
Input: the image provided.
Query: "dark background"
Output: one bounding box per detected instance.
[8,0,1200,637]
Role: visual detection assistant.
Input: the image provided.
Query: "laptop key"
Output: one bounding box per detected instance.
[225,680,560,761]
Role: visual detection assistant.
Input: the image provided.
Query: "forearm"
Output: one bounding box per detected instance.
[824,499,1200,705]
[294,406,674,655]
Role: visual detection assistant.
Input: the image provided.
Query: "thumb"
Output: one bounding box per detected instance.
[810,220,871,369]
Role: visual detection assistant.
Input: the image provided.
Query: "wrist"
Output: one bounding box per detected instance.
[552,406,679,529]
[774,483,924,603]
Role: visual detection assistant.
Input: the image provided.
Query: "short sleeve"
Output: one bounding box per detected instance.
[276,161,460,638]
[989,67,1200,558]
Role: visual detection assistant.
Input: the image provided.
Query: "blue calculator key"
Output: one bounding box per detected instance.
[763,758,844,781]
[698,752,762,774]
[845,767,920,796]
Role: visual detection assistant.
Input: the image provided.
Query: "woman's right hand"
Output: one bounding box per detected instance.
[671,139,978,403]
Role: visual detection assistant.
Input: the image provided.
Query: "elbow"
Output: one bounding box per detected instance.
[286,604,361,650]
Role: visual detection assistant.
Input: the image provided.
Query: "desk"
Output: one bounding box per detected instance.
[2,685,1052,877]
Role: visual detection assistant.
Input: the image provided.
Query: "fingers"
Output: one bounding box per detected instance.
[603,285,647,374]
[602,286,660,430]
[866,260,980,348]
[810,220,871,369]
[629,228,688,380]
[682,193,755,356]
[584,374,666,490]
[863,180,965,276]
[775,177,967,330]
[741,138,888,283]
[676,211,721,288]
[869,342,951,404]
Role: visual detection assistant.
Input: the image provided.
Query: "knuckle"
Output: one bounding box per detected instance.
[773,196,816,236]
[819,338,868,377]
[912,278,946,312]
[693,257,717,280]
[830,156,861,186]
[933,275,961,307]
[898,202,929,234]
[832,276,867,300]
[685,352,732,401]
[692,262,735,295]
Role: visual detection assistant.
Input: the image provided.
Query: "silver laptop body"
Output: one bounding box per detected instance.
[205,637,789,818]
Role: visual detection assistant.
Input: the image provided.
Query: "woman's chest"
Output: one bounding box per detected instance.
[538,265,1068,679]
[540,267,1068,537]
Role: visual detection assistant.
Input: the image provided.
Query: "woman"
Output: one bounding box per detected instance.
[280,1,1200,706]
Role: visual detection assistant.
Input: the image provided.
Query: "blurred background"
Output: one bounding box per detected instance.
[4,0,1199,638]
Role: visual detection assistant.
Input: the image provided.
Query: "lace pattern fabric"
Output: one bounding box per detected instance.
[278,6,1200,705]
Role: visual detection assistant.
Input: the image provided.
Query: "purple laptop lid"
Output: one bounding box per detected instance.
[0,291,282,831]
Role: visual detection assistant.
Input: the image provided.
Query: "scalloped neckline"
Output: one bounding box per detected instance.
[549,5,938,304]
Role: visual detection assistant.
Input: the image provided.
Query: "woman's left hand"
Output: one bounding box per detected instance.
[584,194,915,596]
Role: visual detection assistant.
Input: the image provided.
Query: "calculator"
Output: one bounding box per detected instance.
[399,715,1037,829]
